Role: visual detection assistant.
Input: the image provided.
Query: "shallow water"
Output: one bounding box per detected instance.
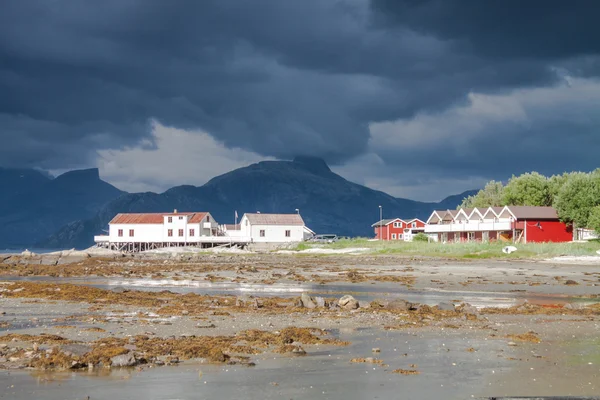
[0,328,511,400]
[3,275,597,310]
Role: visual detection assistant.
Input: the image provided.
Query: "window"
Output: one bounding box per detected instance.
[398,234,403,240]
[285,230,291,237]
[392,233,397,240]
[260,230,265,237]
[178,229,184,237]
[129,229,134,237]
[189,229,195,237]
[412,222,416,228]
[118,229,123,237]
[168,217,173,223]
[179,216,183,220]
[206,216,210,222]
[168,229,173,237]
[245,220,248,226]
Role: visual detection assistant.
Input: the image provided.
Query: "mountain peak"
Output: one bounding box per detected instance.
[55,168,100,182]
[292,156,331,174]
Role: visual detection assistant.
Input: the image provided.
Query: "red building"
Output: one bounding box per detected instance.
[372,218,426,241]
[425,206,573,243]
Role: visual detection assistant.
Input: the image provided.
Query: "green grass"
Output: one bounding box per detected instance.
[300,237,600,259]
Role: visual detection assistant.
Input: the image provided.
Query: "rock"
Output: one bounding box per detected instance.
[507,342,517,346]
[459,303,479,315]
[301,293,317,309]
[564,280,579,286]
[436,302,455,311]
[292,346,307,356]
[385,299,413,311]
[563,302,586,310]
[314,296,326,308]
[60,344,92,357]
[111,286,128,293]
[181,310,189,315]
[110,352,138,367]
[372,348,381,353]
[8,357,20,362]
[0,344,7,349]
[32,343,39,351]
[338,295,359,310]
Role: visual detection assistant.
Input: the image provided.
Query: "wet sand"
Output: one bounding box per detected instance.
[1,254,599,399]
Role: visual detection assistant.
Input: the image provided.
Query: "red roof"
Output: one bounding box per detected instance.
[110,212,209,224]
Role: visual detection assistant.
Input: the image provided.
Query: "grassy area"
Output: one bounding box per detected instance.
[298,238,600,259]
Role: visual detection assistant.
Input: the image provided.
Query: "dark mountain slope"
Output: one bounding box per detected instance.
[0,168,124,247]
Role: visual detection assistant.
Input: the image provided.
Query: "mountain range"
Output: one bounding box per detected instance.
[0,157,476,249]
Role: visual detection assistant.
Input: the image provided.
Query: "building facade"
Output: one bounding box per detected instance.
[236,213,306,243]
[372,218,426,241]
[424,206,573,243]
[95,210,220,251]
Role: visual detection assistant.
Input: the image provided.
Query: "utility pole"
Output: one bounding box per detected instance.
[379,205,382,241]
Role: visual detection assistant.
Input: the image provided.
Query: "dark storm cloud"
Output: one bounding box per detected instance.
[371,0,600,59]
[1,0,599,189]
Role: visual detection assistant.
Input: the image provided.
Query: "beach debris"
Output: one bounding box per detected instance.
[502,246,518,254]
[392,368,420,375]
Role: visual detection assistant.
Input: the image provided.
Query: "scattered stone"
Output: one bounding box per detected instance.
[314,296,326,308]
[507,342,517,346]
[338,295,359,310]
[385,299,413,311]
[110,352,138,367]
[372,348,381,353]
[436,302,455,311]
[196,323,216,329]
[291,346,307,356]
[565,280,579,286]
[301,293,317,309]
[563,302,586,310]
[459,303,479,315]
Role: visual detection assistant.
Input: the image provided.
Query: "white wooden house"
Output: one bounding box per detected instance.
[95,210,221,251]
[224,213,307,243]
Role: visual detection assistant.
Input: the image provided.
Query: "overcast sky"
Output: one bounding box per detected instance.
[2,0,600,201]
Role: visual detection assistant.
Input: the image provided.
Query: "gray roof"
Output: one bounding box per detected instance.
[245,213,305,225]
[371,218,397,227]
[506,206,559,220]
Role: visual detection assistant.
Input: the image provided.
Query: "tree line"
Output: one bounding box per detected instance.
[460,170,600,233]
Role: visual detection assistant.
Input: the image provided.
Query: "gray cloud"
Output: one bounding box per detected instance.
[1,0,599,197]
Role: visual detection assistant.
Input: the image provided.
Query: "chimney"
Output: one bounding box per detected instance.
[174,209,178,214]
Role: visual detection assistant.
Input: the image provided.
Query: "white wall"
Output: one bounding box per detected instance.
[249,224,304,243]
[109,223,163,243]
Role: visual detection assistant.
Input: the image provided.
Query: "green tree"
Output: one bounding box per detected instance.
[588,205,600,235]
[548,172,572,204]
[554,172,600,228]
[502,172,552,206]
[460,181,505,208]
